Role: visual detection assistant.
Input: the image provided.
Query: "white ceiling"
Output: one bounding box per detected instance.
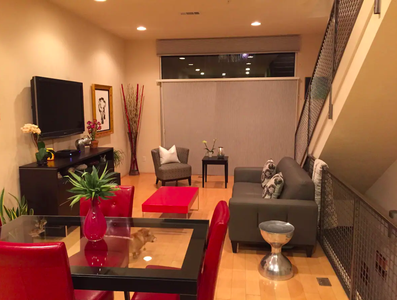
[47,0,332,40]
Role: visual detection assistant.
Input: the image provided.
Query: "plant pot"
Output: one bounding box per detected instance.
[36,158,48,167]
[83,198,107,242]
[208,152,213,158]
[90,140,99,149]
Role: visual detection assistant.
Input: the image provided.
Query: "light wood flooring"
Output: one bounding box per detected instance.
[113,173,348,300]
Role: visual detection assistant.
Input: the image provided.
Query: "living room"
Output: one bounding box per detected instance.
[2,0,394,300]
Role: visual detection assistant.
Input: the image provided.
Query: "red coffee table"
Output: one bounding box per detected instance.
[142,187,199,218]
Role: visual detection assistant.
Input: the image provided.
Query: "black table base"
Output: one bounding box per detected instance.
[202,156,229,188]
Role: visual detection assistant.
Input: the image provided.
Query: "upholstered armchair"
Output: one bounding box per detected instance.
[151,147,191,186]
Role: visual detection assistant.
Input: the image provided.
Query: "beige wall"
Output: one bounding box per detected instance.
[0,0,128,200]
[125,35,321,173]
[125,40,161,173]
[366,158,397,213]
[296,33,323,116]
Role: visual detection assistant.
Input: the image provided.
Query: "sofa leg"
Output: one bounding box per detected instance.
[306,245,314,257]
[156,178,159,185]
[188,177,191,186]
[231,241,238,253]
[162,180,166,186]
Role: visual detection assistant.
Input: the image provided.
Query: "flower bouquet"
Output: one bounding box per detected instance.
[87,120,102,148]
[203,138,217,157]
[21,123,49,166]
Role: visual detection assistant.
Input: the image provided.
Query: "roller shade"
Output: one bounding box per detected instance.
[157,35,301,56]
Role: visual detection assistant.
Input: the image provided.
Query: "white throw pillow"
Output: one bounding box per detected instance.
[159,145,180,165]
[261,159,276,188]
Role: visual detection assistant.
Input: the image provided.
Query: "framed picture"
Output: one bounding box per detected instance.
[91,84,114,137]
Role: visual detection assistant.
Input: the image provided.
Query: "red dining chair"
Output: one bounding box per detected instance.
[72,185,135,300]
[130,200,230,300]
[0,241,78,300]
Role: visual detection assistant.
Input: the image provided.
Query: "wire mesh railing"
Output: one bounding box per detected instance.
[304,156,397,300]
[295,0,364,165]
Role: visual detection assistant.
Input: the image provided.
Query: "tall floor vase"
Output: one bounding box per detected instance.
[128,132,139,175]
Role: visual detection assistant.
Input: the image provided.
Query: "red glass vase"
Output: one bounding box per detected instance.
[83,198,107,242]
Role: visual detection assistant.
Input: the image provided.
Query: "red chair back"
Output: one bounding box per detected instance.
[0,241,75,300]
[80,185,134,217]
[198,201,230,300]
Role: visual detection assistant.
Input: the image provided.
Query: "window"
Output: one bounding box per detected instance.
[161,53,295,79]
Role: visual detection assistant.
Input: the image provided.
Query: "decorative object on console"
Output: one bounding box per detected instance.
[66,164,119,241]
[20,123,49,166]
[262,172,284,199]
[86,120,101,149]
[217,146,225,159]
[0,188,34,225]
[203,138,217,157]
[121,83,145,175]
[92,84,114,137]
[261,159,276,187]
[75,135,92,151]
[159,145,180,165]
[46,148,55,161]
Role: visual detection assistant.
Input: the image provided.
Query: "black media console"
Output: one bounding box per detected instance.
[19,147,121,216]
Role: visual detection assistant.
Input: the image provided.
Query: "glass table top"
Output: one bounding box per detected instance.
[0,215,208,278]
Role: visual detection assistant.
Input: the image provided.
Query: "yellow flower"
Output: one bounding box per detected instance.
[202,140,207,144]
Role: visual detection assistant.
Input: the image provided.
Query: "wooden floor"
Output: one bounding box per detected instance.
[114,173,348,300]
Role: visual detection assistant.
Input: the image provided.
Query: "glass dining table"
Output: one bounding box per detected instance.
[0,215,209,300]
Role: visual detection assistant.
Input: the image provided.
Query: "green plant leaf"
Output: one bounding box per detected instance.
[37,141,45,149]
[0,188,6,225]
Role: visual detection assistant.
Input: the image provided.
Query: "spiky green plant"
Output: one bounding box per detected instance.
[0,188,34,225]
[113,149,124,168]
[67,164,119,207]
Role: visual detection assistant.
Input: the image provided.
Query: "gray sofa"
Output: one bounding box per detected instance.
[229,157,317,257]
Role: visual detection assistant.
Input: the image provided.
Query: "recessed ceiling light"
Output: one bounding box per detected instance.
[246,68,250,71]
[200,72,205,75]
[179,57,185,60]
[251,21,261,26]
[189,63,193,66]
[137,26,146,31]
[95,0,106,2]
[246,71,250,74]
[195,69,200,71]
[248,56,254,59]
[246,62,251,65]
[222,73,226,76]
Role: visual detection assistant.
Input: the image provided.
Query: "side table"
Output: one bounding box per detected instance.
[202,156,228,188]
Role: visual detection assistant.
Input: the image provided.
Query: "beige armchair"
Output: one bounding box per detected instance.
[151,147,192,186]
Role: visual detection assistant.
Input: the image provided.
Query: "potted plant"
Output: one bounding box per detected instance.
[87,120,102,149]
[21,123,49,166]
[67,164,118,241]
[113,149,124,169]
[202,138,217,157]
[0,188,34,225]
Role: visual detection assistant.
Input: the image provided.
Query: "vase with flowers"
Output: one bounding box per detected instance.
[67,164,119,241]
[21,123,49,166]
[202,138,217,157]
[87,120,102,149]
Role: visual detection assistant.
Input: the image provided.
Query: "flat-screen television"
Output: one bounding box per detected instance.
[31,76,85,139]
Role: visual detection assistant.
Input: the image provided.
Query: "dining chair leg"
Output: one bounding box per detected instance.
[124,291,130,300]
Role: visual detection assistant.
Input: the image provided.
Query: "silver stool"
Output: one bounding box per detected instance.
[258,220,295,280]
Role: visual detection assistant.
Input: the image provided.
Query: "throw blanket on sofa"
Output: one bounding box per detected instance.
[312,159,338,229]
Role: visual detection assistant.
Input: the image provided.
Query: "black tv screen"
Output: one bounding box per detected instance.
[31,76,85,139]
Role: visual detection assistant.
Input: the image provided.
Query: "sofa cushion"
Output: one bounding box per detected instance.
[157,163,191,180]
[233,182,263,198]
[277,157,314,200]
[262,172,284,199]
[261,159,276,188]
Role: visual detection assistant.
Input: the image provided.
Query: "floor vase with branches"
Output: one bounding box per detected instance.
[121,83,144,175]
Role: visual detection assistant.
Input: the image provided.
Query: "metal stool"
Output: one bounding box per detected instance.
[258,220,295,280]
